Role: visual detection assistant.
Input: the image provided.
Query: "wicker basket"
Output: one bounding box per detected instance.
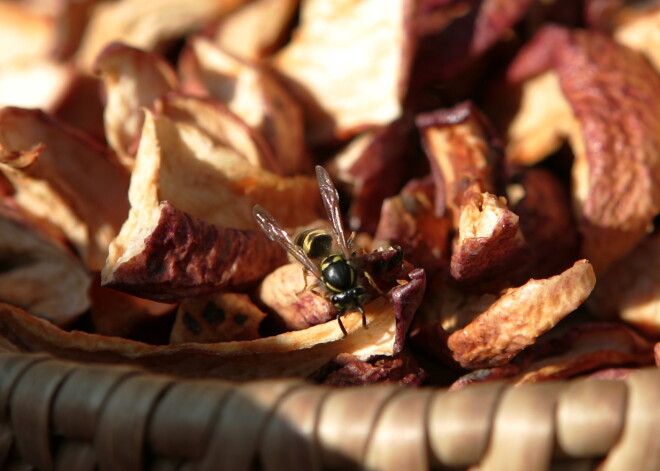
[2,351,659,471]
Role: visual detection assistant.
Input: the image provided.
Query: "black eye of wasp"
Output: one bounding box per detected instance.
[321,255,356,292]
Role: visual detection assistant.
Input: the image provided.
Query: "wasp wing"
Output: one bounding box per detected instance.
[253,205,324,280]
[315,165,351,259]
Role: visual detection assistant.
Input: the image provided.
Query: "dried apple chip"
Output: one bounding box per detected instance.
[76,0,251,71]
[417,102,503,221]
[450,189,527,284]
[127,109,318,230]
[450,322,655,387]
[0,2,77,110]
[273,0,417,143]
[413,0,534,85]
[512,323,655,385]
[0,61,73,112]
[102,201,287,301]
[180,37,308,175]
[328,118,413,234]
[258,262,334,331]
[171,293,266,343]
[0,107,130,271]
[102,110,319,300]
[0,3,55,66]
[588,231,660,336]
[414,275,500,335]
[0,202,90,326]
[157,93,279,175]
[94,43,178,168]
[506,26,660,273]
[447,259,596,369]
[209,0,300,61]
[585,0,660,71]
[612,5,660,72]
[504,70,576,166]
[508,168,579,280]
[315,352,427,386]
[90,280,174,338]
[0,269,424,380]
[375,180,450,277]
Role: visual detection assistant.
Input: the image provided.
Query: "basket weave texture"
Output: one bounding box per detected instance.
[2,352,659,471]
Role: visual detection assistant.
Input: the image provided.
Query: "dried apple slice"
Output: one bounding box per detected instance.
[258,262,334,331]
[414,275,500,337]
[504,71,576,166]
[417,102,503,222]
[76,0,251,71]
[413,0,535,85]
[209,0,299,61]
[508,168,578,280]
[0,3,74,110]
[53,75,107,141]
[512,323,654,384]
[375,179,450,277]
[450,189,527,284]
[0,269,424,380]
[315,352,427,386]
[613,6,660,72]
[588,231,660,336]
[181,37,308,175]
[171,293,266,343]
[102,110,319,300]
[89,280,174,338]
[0,61,73,111]
[157,93,279,175]
[588,2,660,73]
[0,3,54,65]
[506,26,660,273]
[124,108,318,229]
[450,323,654,387]
[0,202,90,326]
[0,108,130,271]
[447,259,597,369]
[103,201,287,301]
[328,118,413,234]
[273,0,417,144]
[94,43,178,168]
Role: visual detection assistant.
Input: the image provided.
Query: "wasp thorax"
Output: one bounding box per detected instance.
[321,255,356,292]
[294,229,333,260]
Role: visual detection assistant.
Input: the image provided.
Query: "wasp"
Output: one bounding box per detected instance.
[253,165,381,336]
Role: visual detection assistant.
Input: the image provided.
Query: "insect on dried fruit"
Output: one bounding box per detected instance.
[254,166,403,336]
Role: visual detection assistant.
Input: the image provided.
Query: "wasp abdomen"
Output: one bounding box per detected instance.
[321,255,356,292]
[294,229,333,260]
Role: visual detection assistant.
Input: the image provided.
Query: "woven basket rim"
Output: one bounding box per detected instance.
[2,350,660,470]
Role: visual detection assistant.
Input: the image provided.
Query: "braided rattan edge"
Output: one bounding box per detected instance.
[1,352,658,471]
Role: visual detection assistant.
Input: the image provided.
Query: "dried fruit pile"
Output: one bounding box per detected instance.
[0,0,658,388]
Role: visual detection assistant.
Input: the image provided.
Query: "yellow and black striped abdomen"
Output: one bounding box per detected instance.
[294,229,333,260]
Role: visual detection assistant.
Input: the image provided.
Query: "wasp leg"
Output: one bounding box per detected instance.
[296,268,311,295]
[357,305,368,329]
[336,313,348,337]
[363,271,386,297]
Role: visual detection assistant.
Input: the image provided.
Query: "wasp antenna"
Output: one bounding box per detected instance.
[363,271,385,297]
